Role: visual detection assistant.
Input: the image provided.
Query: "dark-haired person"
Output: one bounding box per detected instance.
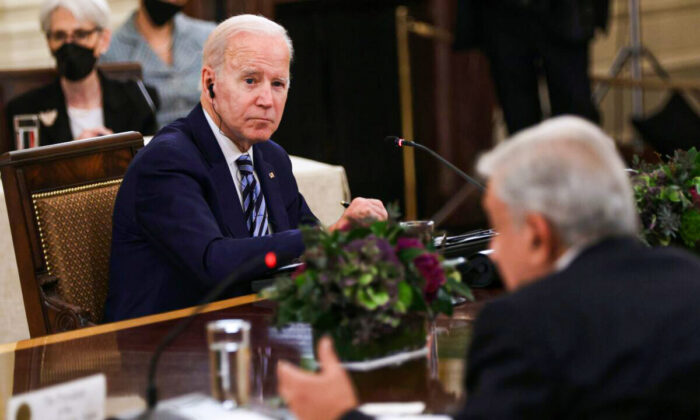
[102,0,215,127]
[5,0,157,150]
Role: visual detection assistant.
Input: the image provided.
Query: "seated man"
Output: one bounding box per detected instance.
[105,15,387,322]
[278,116,700,419]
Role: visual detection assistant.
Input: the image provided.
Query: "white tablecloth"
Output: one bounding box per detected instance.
[0,156,349,343]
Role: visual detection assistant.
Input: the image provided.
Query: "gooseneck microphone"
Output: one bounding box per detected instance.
[143,252,280,415]
[384,136,485,191]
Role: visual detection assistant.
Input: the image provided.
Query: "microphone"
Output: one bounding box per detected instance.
[143,252,281,415]
[384,136,485,191]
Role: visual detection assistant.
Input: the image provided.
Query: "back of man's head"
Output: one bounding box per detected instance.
[202,14,293,74]
[477,116,639,249]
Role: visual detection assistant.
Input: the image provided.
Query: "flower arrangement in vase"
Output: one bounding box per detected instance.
[263,216,472,362]
[632,147,700,251]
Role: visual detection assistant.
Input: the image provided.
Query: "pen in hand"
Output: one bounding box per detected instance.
[340,200,350,208]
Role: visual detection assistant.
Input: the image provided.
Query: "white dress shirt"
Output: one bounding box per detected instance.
[203,110,270,228]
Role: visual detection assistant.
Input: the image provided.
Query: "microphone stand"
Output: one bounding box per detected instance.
[386,136,485,191]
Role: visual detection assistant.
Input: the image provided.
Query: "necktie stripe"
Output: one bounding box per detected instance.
[235,153,268,237]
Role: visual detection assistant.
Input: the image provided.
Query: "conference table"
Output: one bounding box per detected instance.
[0,288,501,418]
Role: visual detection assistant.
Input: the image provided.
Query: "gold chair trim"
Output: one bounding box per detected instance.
[31,178,122,275]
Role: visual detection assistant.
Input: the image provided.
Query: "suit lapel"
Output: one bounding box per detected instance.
[253,145,289,232]
[186,105,249,237]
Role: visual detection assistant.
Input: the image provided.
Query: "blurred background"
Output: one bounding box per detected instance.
[2,0,698,231]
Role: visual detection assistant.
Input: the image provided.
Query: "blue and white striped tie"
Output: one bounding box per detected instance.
[235,154,269,237]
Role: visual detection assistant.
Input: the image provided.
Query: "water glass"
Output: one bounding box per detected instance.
[207,319,251,409]
[400,220,435,244]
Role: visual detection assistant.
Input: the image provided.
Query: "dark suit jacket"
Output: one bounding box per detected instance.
[105,104,316,322]
[457,236,700,418]
[343,237,700,420]
[5,71,157,149]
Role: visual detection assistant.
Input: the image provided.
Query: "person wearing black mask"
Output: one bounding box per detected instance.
[102,0,215,127]
[5,0,158,151]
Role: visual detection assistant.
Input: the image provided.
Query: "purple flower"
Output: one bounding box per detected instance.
[690,188,700,209]
[414,253,445,302]
[396,237,424,252]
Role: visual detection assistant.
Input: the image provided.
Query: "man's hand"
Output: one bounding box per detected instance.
[278,337,359,420]
[329,198,388,231]
[77,126,114,139]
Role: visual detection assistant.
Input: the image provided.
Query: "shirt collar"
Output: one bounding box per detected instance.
[203,108,254,167]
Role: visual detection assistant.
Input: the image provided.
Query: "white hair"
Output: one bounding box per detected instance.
[202,14,294,73]
[477,116,639,248]
[39,0,110,33]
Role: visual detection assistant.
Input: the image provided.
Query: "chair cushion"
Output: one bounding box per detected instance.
[32,179,121,324]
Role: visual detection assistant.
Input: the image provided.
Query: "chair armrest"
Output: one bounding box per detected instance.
[41,288,94,333]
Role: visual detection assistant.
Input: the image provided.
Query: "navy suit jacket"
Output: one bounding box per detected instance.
[105,104,316,322]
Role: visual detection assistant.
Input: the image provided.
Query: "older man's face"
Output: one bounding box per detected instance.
[483,182,555,291]
[213,31,290,149]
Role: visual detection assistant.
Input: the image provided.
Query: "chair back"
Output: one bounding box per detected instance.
[0,62,143,153]
[0,131,143,337]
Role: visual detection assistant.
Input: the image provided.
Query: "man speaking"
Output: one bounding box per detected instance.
[105,15,387,322]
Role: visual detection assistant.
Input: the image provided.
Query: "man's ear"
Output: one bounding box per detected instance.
[201,66,215,88]
[524,213,560,266]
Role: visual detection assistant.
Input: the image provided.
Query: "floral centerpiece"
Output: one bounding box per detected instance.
[263,215,472,362]
[632,147,700,251]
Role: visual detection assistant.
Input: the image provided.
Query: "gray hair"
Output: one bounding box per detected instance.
[40,0,110,33]
[203,14,294,74]
[477,116,638,248]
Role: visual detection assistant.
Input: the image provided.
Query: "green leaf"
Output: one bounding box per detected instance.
[397,281,413,308]
[398,247,424,264]
[367,288,389,306]
[447,275,473,300]
[431,288,453,316]
[663,187,681,202]
[357,289,378,310]
[358,273,373,286]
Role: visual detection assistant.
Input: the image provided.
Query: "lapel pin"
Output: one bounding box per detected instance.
[269,172,275,179]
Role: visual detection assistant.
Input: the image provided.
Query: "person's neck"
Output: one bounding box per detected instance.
[135,7,174,64]
[61,70,102,109]
[202,102,252,153]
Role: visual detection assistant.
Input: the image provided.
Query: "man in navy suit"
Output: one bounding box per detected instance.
[105,15,387,322]
[277,117,700,419]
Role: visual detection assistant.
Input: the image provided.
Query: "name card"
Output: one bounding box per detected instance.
[6,374,105,420]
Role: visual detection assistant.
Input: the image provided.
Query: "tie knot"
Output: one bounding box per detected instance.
[236,154,253,174]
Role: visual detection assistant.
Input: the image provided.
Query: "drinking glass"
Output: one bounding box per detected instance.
[400,220,435,244]
[207,319,251,409]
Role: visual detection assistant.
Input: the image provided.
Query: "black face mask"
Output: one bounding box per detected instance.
[53,43,97,82]
[144,0,182,26]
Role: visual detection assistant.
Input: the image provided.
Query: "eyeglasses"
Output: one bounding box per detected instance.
[46,27,101,44]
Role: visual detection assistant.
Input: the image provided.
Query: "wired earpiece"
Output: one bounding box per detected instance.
[207,81,225,135]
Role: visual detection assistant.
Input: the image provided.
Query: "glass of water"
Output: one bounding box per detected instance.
[400,220,435,245]
[207,319,251,409]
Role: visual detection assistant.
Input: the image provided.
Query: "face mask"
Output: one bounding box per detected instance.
[144,0,182,26]
[53,43,97,82]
